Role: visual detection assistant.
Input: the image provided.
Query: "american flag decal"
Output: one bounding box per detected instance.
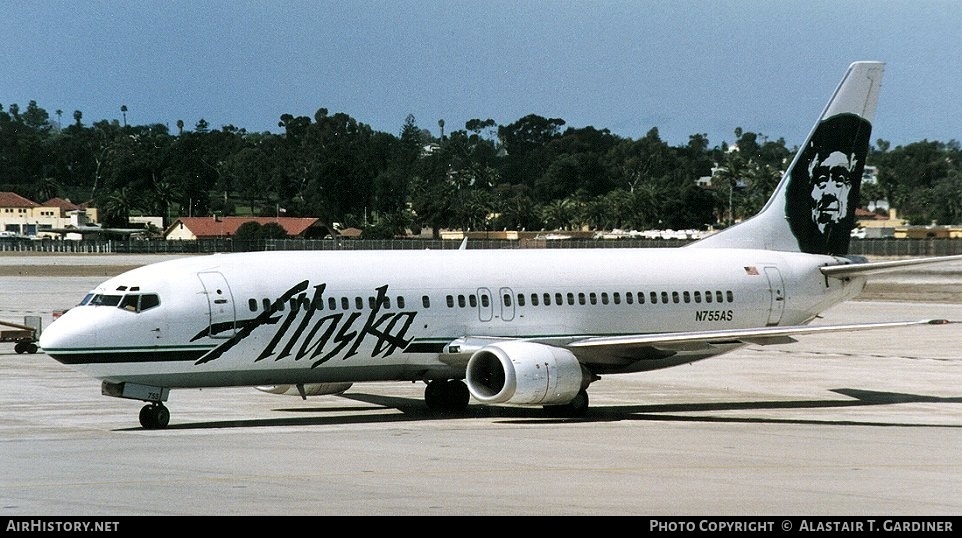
[744,266,759,275]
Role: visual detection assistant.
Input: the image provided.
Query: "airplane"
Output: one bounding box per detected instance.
[45,224,150,240]
[39,61,962,429]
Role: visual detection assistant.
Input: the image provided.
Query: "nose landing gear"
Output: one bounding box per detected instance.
[139,403,170,430]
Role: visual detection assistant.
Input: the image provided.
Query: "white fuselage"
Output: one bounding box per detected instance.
[40,248,864,388]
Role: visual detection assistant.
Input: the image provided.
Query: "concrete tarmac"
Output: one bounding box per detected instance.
[1,254,961,516]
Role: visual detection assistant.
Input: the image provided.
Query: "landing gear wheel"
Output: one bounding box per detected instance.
[424,379,470,413]
[139,403,170,430]
[566,390,589,415]
[442,379,470,411]
[424,380,445,410]
[545,390,589,417]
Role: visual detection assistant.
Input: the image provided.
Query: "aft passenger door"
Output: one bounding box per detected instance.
[763,267,785,326]
[197,272,236,338]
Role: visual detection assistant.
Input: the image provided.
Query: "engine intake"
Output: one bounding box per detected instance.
[465,341,584,406]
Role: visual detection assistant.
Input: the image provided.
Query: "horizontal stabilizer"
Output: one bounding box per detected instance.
[821,254,962,278]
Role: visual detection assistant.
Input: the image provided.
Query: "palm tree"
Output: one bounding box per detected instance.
[542,198,574,231]
[36,177,60,202]
[102,187,135,226]
[713,152,748,226]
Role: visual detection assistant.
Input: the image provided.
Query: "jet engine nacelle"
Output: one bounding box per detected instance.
[255,383,353,397]
[465,341,583,406]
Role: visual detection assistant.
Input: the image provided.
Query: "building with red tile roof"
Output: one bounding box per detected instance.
[0,192,99,238]
[164,216,331,240]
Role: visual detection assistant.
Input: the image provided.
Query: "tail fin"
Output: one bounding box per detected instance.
[691,61,884,255]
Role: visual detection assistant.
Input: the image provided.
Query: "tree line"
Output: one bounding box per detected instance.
[1,100,960,238]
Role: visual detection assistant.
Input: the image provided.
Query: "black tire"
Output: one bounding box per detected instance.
[424,380,445,410]
[139,405,156,429]
[442,379,470,412]
[153,405,170,429]
[566,390,589,415]
[14,342,26,354]
[544,390,589,417]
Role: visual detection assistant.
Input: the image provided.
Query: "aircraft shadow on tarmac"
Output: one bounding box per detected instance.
[119,388,962,431]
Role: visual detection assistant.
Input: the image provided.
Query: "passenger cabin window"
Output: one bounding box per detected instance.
[422,295,431,308]
[397,297,405,309]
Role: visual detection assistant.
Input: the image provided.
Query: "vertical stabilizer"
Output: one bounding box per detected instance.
[691,61,884,255]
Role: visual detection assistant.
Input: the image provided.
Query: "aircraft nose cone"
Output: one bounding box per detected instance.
[39,313,96,354]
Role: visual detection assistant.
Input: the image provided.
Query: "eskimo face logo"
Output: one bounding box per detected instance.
[808,150,857,234]
[785,113,871,256]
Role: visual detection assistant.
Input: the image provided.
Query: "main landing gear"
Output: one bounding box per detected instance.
[544,389,590,417]
[139,403,170,430]
[424,379,470,413]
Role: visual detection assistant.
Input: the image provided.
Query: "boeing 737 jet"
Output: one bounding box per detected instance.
[39,61,961,429]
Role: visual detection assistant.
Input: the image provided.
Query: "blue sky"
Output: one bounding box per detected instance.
[5,1,961,148]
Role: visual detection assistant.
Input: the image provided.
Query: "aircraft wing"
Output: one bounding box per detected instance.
[439,319,952,371]
[566,319,951,351]
[822,254,962,278]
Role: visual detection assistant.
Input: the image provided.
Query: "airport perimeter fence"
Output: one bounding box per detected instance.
[2,237,962,257]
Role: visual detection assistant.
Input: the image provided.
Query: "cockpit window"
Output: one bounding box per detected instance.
[79,293,94,306]
[117,293,161,313]
[140,294,160,311]
[119,295,139,311]
[89,294,123,307]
